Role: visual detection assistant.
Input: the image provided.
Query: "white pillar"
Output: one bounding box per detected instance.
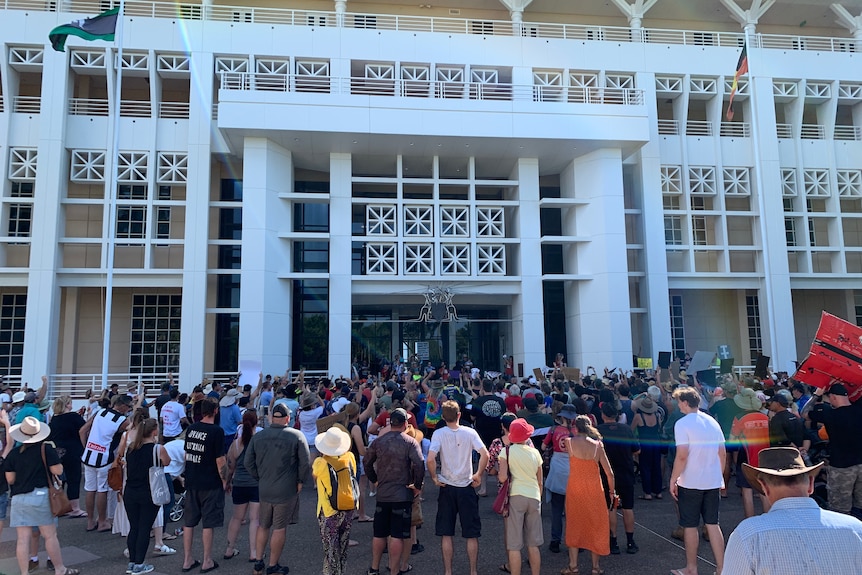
[328,153,352,376]
[512,158,546,372]
[335,0,347,26]
[565,149,633,370]
[238,138,293,373]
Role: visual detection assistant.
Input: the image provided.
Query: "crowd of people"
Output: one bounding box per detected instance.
[0,354,861,575]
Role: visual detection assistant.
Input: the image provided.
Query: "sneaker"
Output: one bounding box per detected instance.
[46,560,54,572]
[253,561,266,575]
[671,526,684,541]
[131,565,154,575]
[610,540,621,555]
[626,542,640,554]
[266,564,288,575]
[126,562,135,574]
[548,541,560,554]
[154,544,176,555]
[123,549,130,559]
[367,569,380,575]
[410,543,424,555]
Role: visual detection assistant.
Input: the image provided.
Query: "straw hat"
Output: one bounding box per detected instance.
[219,388,240,407]
[9,416,50,444]
[742,447,824,495]
[508,418,535,444]
[733,387,763,412]
[11,391,25,404]
[314,426,352,457]
[300,392,319,409]
[636,396,658,414]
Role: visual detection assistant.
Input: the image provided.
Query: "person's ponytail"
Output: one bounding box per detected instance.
[574,415,601,440]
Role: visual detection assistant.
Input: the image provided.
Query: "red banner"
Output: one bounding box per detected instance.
[793,312,862,401]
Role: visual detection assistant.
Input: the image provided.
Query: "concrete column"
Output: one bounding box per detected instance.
[238,138,293,373]
[328,153,352,376]
[178,51,214,390]
[335,0,347,26]
[512,158,546,372]
[564,149,633,370]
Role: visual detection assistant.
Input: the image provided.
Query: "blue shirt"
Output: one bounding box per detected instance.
[723,497,862,575]
[219,403,242,436]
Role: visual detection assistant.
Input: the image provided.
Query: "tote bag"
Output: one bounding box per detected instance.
[492,446,511,517]
[148,445,171,506]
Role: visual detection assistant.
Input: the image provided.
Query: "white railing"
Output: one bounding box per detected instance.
[776,123,793,138]
[220,73,645,106]
[686,120,713,136]
[48,372,176,399]
[69,98,109,116]
[12,95,40,113]
[800,124,825,139]
[159,101,190,118]
[834,125,862,141]
[3,0,859,55]
[119,100,151,117]
[720,122,751,137]
[657,119,680,135]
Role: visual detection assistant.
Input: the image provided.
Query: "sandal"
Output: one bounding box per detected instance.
[499,566,511,574]
[60,569,81,575]
[638,495,652,501]
[65,510,88,518]
[561,568,579,575]
[223,549,239,560]
[162,533,178,540]
[591,569,604,575]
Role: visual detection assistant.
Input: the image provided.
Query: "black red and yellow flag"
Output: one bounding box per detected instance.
[726,44,748,121]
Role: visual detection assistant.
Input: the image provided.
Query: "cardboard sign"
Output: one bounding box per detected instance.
[533,367,546,382]
[562,367,581,382]
[637,358,653,369]
[697,369,717,387]
[658,352,672,369]
[688,351,717,376]
[316,411,348,434]
[793,312,862,401]
[754,355,770,379]
[720,358,734,374]
[670,360,681,381]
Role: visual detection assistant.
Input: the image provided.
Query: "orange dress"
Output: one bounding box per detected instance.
[564,443,610,555]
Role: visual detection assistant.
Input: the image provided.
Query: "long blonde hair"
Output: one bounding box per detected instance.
[574,415,602,440]
[52,395,72,415]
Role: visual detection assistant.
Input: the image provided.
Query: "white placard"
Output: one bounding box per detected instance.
[239,360,261,389]
[415,341,430,360]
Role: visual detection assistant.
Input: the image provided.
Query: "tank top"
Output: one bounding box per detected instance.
[636,410,661,440]
[82,408,126,467]
[232,438,257,487]
[347,421,366,465]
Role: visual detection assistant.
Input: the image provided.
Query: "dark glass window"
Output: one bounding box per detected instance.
[540,208,562,236]
[291,280,329,371]
[214,313,239,372]
[216,274,241,308]
[0,294,26,374]
[217,245,242,269]
[293,241,329,272]
[293,203,329,232]
[541,244,564,274]
[220,179,243,202]
[218,208,242,240]
[542,281,568,367]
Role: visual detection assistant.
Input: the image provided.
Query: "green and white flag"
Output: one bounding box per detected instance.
[49,7,119,52]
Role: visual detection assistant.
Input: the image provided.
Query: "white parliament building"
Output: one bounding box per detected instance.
[0,0,861,392]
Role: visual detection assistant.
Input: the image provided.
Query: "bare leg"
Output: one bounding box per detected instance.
[466,537,479,575]
[371,537,386,571]
[740,487,754,518]
[607,509,617,539]
[182,526,195,569]
[527,545,541,575]
[705,524,725,575]
[566,547,579,572]
[225,502,249,557]
[399,534,412,572]
[38,524,66,575]
[590,551,601,572]
[96,492,110,530]
[85,491,97,529]
[268,527,286,567]
[357,476,372,521]
[201,527,215,570]
[508,550,522,575]
[69,499,83,514]
[622,509,635,533]
[15,527,32,575]
[247,503,260,561]
[441,535,454,575]
[673,527,699,575]
[255,526,268,565]
[387,537,404,575]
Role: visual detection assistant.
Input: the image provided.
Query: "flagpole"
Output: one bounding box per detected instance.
[743,28,780,368]
[101,0,125,390]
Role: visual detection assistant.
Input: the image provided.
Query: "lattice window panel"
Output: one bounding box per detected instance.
[723,78,748,94]
[120,52,149,72]
[533,70,564,101]
[401,66,429,81]
[605,74,634,89]
[403,243,433,274]
[366,243,397,274]
[215,57,249,74]
[8,47,43,66]
[569,72,598,88]
[804,170,830,197]
[688,167,717,195]
[157,153,188,184]
[723,168,751,196]
[157,54,190,73]
[781,169,798,197]
[256,59,290,75]
[837,170,862,197]
[440,207,469,237]
[661,166,682,195]
[8,148,37,181]
[471,69,498,83]
[366,205,396,236]
[773,81,798,98]
[838,83,862,99]
[71,150,106,182]
[477,244,505,274]
[117,152,149,183]
[365,64,394,79]
[436,67,464,82]
[70,50,106,68]
[296,60,329,76]
[689,77,717,94]
[441,244,470,274]
[404,206,432,236]
[805,82,831,98]
[477,207,504,237]
[655,76,683,92]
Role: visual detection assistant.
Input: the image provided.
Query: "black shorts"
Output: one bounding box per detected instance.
[184,488,225,529]
[602,471,635,510]
[435,485,481,539]
[231,485,259,505]
[735,450,753,489]
[677,487,720,527]
[372,501,412,540]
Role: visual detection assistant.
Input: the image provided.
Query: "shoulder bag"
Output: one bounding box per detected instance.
[492,445,511,517]
[41,443,72,517]
[148,444,171,506]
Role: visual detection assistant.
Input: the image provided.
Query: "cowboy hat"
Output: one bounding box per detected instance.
[9,416,51,444]
[219,388,240,407]
[733,387,763,412]
[300,392,319,409]
[203,384,213,395]
[742,447,824,495]
[314,426,352,457]
[635,396,658,414]
[11,391,25,403]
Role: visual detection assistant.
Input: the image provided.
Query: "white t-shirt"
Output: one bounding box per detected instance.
[0,392,10,405]
[161,401,185,437]
[674,411,726,490]
[163,438,187,477]
[299,405,325,447]
[429,425,486,488]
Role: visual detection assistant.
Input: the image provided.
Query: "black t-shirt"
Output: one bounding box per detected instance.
[154,393,171,415]
[809,402,862,468]
[597,423,639,481]
[3,442,61,496]
[470,394,507,445]
[48,412,86,456]
[184,422,224,491]
[126,442,157,493]
[769,409,805,448]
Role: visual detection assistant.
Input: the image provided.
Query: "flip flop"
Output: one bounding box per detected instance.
[357,517,374,523]
[97,527,113,532]
[223,550,239,560]
[163,533,178,540]
[637,495,652,501]
[200,561,219,574]
[65,510,88,518]
[500,565,511,573]
[181,560,201,573]
[86,525,98,532]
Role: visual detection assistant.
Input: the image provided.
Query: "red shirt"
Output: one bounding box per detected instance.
[505,395,523,413]
[374,409,417,429]
[542,424,575,453]
[731,411,770,467]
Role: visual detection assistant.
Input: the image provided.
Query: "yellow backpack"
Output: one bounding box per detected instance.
[325,457,359,512]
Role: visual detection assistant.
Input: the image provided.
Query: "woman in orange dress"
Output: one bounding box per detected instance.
[562,416,615,575]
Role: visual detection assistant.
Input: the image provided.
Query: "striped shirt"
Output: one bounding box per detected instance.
[81,408,126,468]
[723,497,862,575]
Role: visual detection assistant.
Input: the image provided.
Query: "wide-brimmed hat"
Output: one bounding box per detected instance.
[300,392,318,409]
[733,387,763,412]
[9,416,50,444]
[314,426,352,457]
[720,381,739,398]
[742,447,824,495]
[11,391,25,403]
[558,404,578,420]
[219,388,240,407]
[636,396,658,414]
[508,418,535,444]
[203,384,214,395]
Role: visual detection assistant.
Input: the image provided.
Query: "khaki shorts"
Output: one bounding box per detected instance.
[259,496,299,530]
[505,495,544,550]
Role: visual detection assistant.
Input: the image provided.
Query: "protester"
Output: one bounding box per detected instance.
[427,400,489,575]
[218,389,242,454]
[343,402,374,522]
[498,418,543,575]
[223,410,260,562]
[598,402,640,554]
[160,388,188,443]
[245,402,310,575]
[729,387,770,518]
[297,392,325,456]
[723,447,862,574]
[484,413,516,572]
[4,416,79,575]
[541,403,576,553]
[630,395,663,500]
[312,426,358,575]
[47,395,87,517]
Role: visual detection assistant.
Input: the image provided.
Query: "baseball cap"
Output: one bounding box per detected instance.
[768,393,789,407]
[827,383,848,396]
[392,389,406,402]
[389,408,408,426]
[271,403,290,418]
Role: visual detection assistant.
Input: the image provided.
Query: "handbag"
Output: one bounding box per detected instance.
[107,457,124,492]
[41,443,72,517]
[492,446,511,517]
[148,444,171,506]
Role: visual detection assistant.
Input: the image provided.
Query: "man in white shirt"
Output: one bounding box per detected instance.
[669,387,726,575]
[427,400,489,575]
[160,388,188,442]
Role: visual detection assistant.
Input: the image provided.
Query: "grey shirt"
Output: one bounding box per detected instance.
[364,430,424,503]
[245,423,310,504]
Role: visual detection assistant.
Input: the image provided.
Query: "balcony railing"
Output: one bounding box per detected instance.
[776,123,793,138]
[3,0,860,55]
[220,73,645,105]
[12,95,40,113]
[719,122,751,137]
[657,119,679,135]
[686,120,712,136]
[800,124,825,139]
[120,100,151,117]
[834,125,862,141]
[69,98,109,116]
[159,101,190,118]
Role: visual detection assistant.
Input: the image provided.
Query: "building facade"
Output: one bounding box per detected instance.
[0,0,861,392]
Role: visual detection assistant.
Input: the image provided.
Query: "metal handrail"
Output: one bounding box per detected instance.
[719,122,751,137]
[119,100,151,117]
[68,98,109,116]
[834,125,861,141]
[776,123,793,138]
[12,95,40,113]
[657,119,680,135]
[159,101,190,118]
[685,120,713,136]
[800,124,825,139]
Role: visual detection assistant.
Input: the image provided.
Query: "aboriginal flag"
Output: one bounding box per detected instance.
[726,44,748,121]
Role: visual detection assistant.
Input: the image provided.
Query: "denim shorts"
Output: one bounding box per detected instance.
[10,489,55,528]
[0,491,8,520]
